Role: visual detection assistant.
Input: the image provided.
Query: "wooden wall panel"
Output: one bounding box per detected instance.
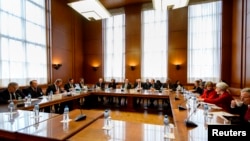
[125,4,141,83]
[229,0,242,87]
[51,0,85,85]
[245,0,250,86]
[168,7,188,84]
[82,20,103,84]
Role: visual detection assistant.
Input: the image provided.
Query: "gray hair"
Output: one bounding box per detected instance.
[241,88,250,95]
[8,82,18,87]
[216,82,229,91]
[54,79,62,84]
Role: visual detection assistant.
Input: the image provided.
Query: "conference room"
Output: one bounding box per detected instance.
[0,0,249,140]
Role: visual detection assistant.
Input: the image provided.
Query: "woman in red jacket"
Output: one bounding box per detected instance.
[199,81,218,99]
[198,82,233,112]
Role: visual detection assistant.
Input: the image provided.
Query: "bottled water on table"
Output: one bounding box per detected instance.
[27,93,32,103]
[33,104,39,118]
[63,105,69,122]
[164,115,170,134]
[49,90,53,100]
[8,101,15,113]
[103,109,111,129]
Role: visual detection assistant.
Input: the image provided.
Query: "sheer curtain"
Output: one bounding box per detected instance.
[103,8,125,82]
[0,0,47,87]
[141,4,168,82]
[188,1,222,83]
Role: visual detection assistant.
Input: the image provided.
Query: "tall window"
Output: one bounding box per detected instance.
[0,0,47,87]
[188,1,222,83]
[103,9,125,82]
[141,5,168,82]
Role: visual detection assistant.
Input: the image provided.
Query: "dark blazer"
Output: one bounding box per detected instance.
[133,82,144,89]
[143,82,152,90]
[95,82,105,89]
[122,83,132,89]
[193,86,203,95]
[0,89,25,104]
[162,83,174,89]
[64,83,76,92]
[45,84,64,95]
[22,87,44,98]
[108,82,117,89]
[151,83,160,90]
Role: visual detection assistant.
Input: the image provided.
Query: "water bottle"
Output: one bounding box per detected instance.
[63,105,69,122]
[203,103,209,116]
[49,90,53,100]
[163,115,170,135]
[8,101,15,113]
[104,109,110,127]
[192,96,197,110]
[27,93,32,103]
[33,104,39,118]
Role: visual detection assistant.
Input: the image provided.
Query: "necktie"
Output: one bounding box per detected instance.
[244,105,250,122]
[11,93,16,100]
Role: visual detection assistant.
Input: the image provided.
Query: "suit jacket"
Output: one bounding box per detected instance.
[64,83,76,92]
[0,89,25,104]
[134,82,143,89]
[204,91,233,112]
[200,89,218,99]
[162,83,174,89]
[108,82,117,89]
[230,104,248,124]
[143,82,152,90]
[45,84,64,95]
[22,87,44,98]
[95,82,105,89]
[122,83,132,89]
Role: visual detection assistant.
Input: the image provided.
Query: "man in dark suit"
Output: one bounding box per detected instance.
[45,79,65,113]
[95,78,105,103]
[0,82,25,104]
[95,78,105,90]
[64,78,76,92]
[22,80,44,98]
[143,79,152,90]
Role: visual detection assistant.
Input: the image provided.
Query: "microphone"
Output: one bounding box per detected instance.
[178,96,192,110]
[75,103,86,121]
[184,109,198,127]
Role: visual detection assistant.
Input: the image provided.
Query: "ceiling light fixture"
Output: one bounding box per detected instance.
[68,0,111,21]
[152,0,189,10]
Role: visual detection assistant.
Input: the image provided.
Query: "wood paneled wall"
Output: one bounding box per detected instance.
[50,0,84,84]
[50,0,250,88]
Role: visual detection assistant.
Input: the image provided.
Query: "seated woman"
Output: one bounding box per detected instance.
[199,81,218,99]
[198,82,233,112]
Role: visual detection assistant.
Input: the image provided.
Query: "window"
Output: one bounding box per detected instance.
[188,1,222,83]
[103,9,125,82]
[141,5,168,82]
[0,0,47,87]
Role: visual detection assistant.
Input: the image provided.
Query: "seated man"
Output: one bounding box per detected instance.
[0,82,25,104]
[95,78,105,103]
[22,80,44,98]
[230,88,250,124]
[64,78,76,92]
[45,79,65,113]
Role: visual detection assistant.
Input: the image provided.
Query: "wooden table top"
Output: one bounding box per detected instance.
[67,118,179,141]
[16,109,103,141]
[169,91,232,141]
[92,89,170,98]
[0,110,58,140]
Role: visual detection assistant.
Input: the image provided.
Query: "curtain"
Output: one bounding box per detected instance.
[0,0,47,87]
[103,8,125,82]
[141,4,168,82]
[188,1,222,83]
